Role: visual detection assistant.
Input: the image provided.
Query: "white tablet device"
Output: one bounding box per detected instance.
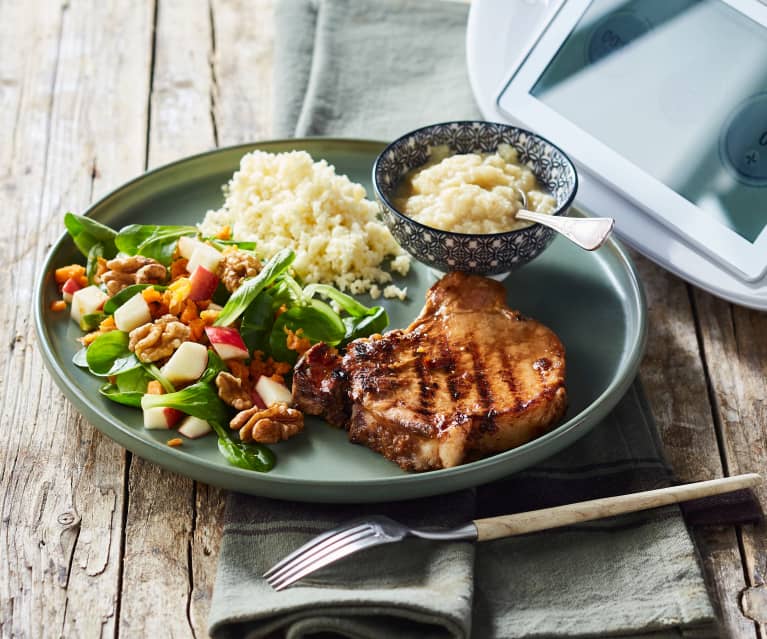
[496,0,767,282]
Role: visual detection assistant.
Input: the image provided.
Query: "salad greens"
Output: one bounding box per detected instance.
[269,300,346,364]
[141,379,231,429]
[239,289,274,354]
[142,362,174,393]
[86,244,104,285]
[215,429,275,473]
[141,361,275,472]
[115,224,197,265]
[62,214,392,474]
[99,367,153,407]
[65,212,117,260]
[207,238,258,253]
[85,331,142,377]
[214,248,295,326]
[304,283,389,344]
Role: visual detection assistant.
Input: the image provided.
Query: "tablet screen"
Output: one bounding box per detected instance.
[531,0,767,243]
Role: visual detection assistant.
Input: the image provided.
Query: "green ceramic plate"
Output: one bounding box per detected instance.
[35,139,646,503]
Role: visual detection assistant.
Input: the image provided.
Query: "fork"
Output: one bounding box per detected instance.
[264,472,761,590]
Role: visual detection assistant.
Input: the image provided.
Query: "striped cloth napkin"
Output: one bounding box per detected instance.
[207,1,717,637]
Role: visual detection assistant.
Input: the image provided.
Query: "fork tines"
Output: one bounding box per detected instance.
[263,522,382,591]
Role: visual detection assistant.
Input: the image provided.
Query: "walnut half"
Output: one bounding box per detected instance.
[216,371,253,410]
[128,314,190,363]
[218,249,261,293]
[103,255,168,296]
[230,403,304,444]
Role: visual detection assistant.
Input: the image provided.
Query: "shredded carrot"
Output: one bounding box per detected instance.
[180,299,199,325]
[99,316,116,331]
[249,352,291,384]
[166,438,183,447]
[166,278,191,315]
[189,318,206,342]
[170,257,189,281]
[284,327,312,356]
[272,360,292,376]
[275,304,288,318]
[81,331,100,346]
[50,300,67,312]
[142,287,163,304]
[149,301,170,319]
[76,274,89,288]
[55,264,86,285]
[146,381,164,395]
[228,359,250,380]
[215,225,232,240]
[199,309,219,325]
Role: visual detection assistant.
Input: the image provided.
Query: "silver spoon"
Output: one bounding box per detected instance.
[514,188,614,251]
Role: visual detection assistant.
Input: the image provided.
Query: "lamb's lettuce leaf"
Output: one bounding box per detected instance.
[64,212,117,259]
[85,330,141,376]
[115,224,197,265]
[214,248,295,327]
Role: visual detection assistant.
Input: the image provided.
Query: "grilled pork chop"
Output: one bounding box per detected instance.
[293,272,567,471]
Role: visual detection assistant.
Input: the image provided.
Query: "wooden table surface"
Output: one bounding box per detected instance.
[2,1,766,637]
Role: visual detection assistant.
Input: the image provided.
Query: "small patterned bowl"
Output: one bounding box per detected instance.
[372,121,578,275]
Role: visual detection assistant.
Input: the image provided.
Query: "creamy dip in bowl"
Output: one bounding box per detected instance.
[392,143,556,235]
[373,121,578,276]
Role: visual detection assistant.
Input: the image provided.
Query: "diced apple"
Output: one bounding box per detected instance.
[255,375,293,407]
[189,265,219,301]
[114,292,152,332]
[178,235,203,260]
[187,243,222,275]
[70,285,108,324]
[142,404,184,429]
[61,277,83,303]
[161,341,208,384]
[205,326,249,360]
[178,415,212,439]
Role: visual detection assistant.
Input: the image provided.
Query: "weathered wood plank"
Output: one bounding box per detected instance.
[189,484,227,634]
[634,254,757,639]
[116,1,217,637]
[210,0,274,145]
[0,0,154,637]
[692,289,767,636]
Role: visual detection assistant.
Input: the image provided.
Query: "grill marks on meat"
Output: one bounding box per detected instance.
[292,272,567,471]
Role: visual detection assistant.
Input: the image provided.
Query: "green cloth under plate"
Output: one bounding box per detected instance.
[208,1,716,637]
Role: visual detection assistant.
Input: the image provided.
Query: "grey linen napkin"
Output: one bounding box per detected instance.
[208,1,716,637]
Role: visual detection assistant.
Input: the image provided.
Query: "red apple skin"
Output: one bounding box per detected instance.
[205,326,249,359]
[164,407,184,427]
[189,265,219,301]
[251,389,267,410]
[62,277,84,303]
[62,277,83,295]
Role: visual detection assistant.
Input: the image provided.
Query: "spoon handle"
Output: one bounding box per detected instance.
[516,209,615,251]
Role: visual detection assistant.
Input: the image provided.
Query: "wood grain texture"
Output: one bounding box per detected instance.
[210,0,274,145]
[116,1,217,637]
[693,289,767,637]
[0,1,154,637]
[635,253,758,639]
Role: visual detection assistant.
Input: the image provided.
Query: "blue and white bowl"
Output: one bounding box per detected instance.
[373,121,578,275]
